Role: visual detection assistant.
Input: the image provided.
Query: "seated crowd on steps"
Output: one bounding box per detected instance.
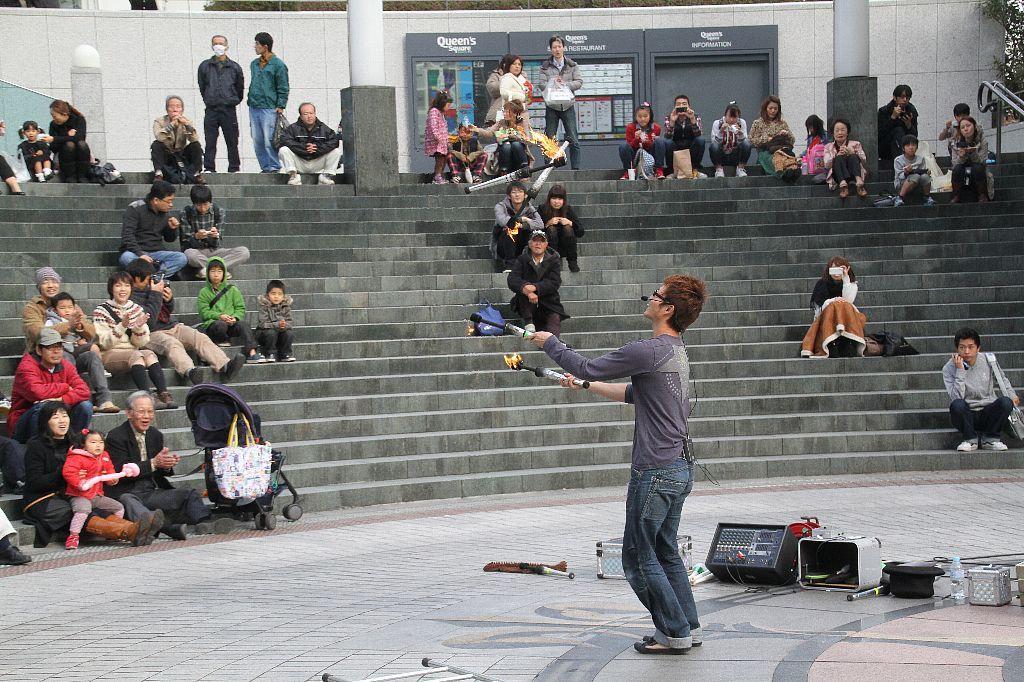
[0,237,296,556]
[0,57,1015,564]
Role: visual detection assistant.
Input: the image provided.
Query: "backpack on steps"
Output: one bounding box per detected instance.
[474,299,505,336]
[89,160,125,186]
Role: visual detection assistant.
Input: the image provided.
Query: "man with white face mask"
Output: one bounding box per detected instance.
[197,35,245,173]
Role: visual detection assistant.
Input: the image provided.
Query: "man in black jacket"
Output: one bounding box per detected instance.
[878,84,919,162]
[198,35,245,173]
[507,230,569,335]
[278,102,342,186]
[107,391,232,539]
[118,181,187,278]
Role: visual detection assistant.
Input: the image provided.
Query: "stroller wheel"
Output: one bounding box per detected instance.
[263,513,277,530]
[283,504,303,521]
[254,513,266,530]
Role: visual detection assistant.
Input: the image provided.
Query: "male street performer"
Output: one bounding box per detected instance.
[528,274,707,655]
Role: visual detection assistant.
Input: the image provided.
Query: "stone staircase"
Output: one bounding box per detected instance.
[2,159,1023,543]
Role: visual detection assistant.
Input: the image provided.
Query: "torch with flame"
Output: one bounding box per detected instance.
[503,353,590,388]
[528,131,567,160]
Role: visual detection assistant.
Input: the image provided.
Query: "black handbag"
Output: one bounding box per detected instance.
[22,493,73,547]
[874,330,920,356]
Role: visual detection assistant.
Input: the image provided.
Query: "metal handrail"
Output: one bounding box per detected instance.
[977,80,1024,169]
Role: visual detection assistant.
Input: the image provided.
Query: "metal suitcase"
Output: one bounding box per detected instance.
[968,565,1012,606]
[597,535,692,579]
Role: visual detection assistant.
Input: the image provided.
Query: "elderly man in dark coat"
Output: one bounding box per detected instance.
[106,391,232,540]
[507,229,569,335]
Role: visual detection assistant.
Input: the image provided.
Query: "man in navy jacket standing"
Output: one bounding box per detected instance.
[198,34,245,173]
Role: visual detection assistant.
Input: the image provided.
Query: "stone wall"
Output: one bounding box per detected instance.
[0,0,1004,172]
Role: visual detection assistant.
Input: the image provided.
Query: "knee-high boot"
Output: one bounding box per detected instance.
[85,510,160,547]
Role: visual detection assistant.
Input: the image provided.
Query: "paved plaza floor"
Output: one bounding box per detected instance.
[2,470,1023,681]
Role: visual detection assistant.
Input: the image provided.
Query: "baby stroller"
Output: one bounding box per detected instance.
[185,383,302,530]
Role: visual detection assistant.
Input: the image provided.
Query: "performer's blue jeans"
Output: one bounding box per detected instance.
[622,457,700,649]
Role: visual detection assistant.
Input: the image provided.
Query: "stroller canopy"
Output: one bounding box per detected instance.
[186,383,261,449]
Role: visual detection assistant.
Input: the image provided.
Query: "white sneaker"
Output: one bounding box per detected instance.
[696,172,708,179]
[524,323,536,333]
[956,440,978,452]
[714,168,725,178]
[735,167,748,177]
[318,173,335,185]
[43,168,53,179]
[35,173,45,183]
[981,439,1008,451]
[287,172,302,186]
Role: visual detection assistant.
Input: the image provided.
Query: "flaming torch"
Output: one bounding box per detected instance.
[464,140,569,195]
[503,353,590,389]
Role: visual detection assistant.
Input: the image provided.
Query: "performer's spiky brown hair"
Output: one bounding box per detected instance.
[662,275,707,333]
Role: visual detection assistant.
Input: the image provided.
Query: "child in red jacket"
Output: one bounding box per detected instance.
[62,429,143,550]
[618,102,668,179]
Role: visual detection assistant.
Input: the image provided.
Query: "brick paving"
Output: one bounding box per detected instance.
[1,470,1023,681]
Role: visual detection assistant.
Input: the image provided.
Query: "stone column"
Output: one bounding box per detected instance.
[342,0,399,194]
[826,0,878,173]
[833,0,869,79]
[348,0,385,86]
[70,45,105,162]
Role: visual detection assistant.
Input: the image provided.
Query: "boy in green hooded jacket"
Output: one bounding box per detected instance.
[196,257,263,363]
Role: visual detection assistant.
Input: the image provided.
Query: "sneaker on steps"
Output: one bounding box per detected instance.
[956,440,978,452]
[735,167,748,177]
[287,172,302,186]
[981,439,1008,451]
[714,168,725,178]
[524,323,536,333]
[318,173,335,185]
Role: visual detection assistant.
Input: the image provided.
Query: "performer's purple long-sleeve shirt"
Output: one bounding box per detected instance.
[542,334,691,470]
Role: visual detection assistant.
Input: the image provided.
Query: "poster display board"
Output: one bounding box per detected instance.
[404,28,777,172]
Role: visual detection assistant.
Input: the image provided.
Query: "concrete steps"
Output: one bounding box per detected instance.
[2,160,1023,545]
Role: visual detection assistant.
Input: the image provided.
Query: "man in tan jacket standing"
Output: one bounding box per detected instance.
[150,95,205,184]
[21,267,118,413]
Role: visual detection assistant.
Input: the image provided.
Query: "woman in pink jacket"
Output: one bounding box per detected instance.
[424,90,452,185]
[823,118,868,202]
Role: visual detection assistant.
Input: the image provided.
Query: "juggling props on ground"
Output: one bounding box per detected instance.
[504,353,590,389]
[484,560,575,579]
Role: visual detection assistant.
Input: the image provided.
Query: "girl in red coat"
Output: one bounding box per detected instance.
[62,428,142,549]
[618,102,668,179]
